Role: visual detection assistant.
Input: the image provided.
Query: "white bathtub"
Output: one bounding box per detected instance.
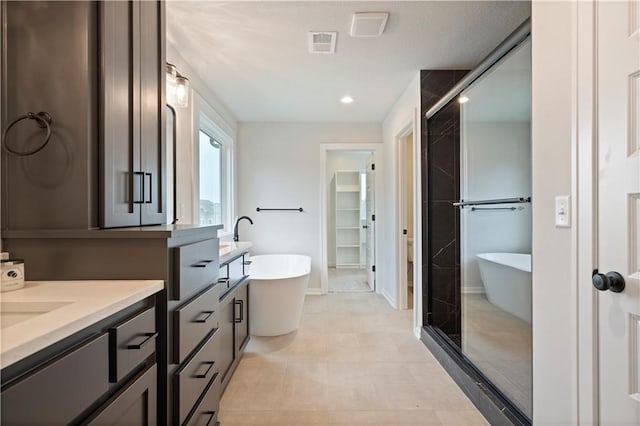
[476,253,531,323]
[248,254,311,336]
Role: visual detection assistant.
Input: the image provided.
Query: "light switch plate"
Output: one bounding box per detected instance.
[555,195,571,228]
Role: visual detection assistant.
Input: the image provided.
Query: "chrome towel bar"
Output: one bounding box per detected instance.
[453,197,531,208]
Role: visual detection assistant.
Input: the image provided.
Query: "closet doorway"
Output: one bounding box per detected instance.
[320,145,378,294]
[398,129,415,309]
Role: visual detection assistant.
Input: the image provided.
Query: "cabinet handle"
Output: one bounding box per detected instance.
[192,361,215,379]
[192,310,214,324]
[126,332,158,350]
[242,260,252,266]
[145,172,152,204]
[218,278,230,287]
[235,299,244,323]
[133,171,144,204]
[192,260,214,268]
[201,411,217,426]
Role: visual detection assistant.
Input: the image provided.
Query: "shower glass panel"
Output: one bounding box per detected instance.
[459,40,532,418]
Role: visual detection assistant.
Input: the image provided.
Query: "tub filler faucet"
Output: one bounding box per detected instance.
[233,216,253,242]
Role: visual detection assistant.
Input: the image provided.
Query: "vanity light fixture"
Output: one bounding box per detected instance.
[166,62,190,108]
[341,95,354,104]
[458,95,470,104]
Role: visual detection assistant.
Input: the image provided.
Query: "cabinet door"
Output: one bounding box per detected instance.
[235,282,250,354]
[1,334,109,425]
[100,0,141,228]
[218,294,236,385]
[139,0,166,225]
[87,364,157,425]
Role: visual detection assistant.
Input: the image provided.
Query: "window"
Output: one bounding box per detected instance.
[199,130,222,226]
[196,97,234,233]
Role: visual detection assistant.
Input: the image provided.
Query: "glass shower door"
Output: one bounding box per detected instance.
[459,40,532,418]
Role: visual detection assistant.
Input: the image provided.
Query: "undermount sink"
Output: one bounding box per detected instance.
[0,301,72,329]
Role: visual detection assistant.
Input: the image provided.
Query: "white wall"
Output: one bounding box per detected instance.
[461,122,532,292]
[531,1,578,424]
[326,151,371,267]
[167,43,238,226]
[237,123,382,293]
[381,73,421,313]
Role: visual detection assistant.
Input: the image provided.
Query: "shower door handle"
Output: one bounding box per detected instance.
[592,269,625,293]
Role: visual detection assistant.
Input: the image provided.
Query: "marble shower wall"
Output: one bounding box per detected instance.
[420,70,468,341]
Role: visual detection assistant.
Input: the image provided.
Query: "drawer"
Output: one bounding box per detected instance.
[174,328,220,425]
[174,284,221,364]
[228,254,245,287]
[185,372,221,426]
[1,333,109,425]
[174,239,219,300]
[109,307,156,383]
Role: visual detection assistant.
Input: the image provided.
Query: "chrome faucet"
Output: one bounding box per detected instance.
[233,216,253,242]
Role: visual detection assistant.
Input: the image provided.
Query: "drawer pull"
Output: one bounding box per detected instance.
[192,310,214,324]
[203,411,216,426]
[126,332,158,350]
[192,361,215,379]
[217,278,229,284]
[235,300,244,324]
[242,260,252,266]
[192,260,214,268]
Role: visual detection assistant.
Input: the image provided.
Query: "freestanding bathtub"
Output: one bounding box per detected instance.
[476,253,532,323]
[248,254,311,336]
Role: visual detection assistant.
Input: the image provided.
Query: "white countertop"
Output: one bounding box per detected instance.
[0,280,163,369]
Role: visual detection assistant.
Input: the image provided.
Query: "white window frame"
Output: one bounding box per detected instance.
[193,95,235,236]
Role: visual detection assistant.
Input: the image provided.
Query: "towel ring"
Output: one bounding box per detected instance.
[3,112,52,157]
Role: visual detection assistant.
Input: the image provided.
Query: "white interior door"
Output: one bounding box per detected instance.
[596,1,640,424]
[366,156,375,290]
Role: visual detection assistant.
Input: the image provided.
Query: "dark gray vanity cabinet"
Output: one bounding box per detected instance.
[1,298,158,425]
[100,0,166,228]
[2,225,223,425]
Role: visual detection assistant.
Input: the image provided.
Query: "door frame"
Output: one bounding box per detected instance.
[576,0,598,423]
[395,120,418,311]
[319,143,380,295]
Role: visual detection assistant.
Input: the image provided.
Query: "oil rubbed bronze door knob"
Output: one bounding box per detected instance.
[592,270,626,293]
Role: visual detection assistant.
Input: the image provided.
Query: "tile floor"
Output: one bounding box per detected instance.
[328,268,371,293]
[219,292,487,426]
[463,293,532,418]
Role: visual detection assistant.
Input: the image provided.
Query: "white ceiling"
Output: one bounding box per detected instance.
[166,1,531,123]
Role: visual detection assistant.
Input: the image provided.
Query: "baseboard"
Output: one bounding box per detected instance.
[305,288,324,295]
[380,289,397,309]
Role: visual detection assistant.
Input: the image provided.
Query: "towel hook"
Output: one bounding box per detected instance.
[3,112,53,156]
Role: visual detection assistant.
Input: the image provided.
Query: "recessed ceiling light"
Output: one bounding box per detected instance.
[458,96,470,104]
[341,95,354,104]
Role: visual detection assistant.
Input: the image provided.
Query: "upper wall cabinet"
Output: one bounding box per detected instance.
[100,1,166,228]
[0,1,166,230]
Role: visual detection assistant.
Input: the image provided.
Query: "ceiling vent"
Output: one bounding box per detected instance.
[308,32,337,54]
[350,12,389,38]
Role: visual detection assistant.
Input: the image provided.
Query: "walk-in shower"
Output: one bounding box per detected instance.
[421,21,532,425]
